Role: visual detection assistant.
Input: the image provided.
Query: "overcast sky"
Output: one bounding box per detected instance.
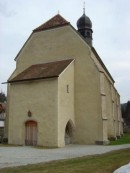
[0,0,130,103]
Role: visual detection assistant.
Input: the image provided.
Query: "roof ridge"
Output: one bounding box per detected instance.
[33,14,70,32]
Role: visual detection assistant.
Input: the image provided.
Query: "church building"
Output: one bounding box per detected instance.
[6,10,123,147]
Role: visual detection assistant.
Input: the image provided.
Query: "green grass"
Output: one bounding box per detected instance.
[110,133,130,145]
[1,148,130,173]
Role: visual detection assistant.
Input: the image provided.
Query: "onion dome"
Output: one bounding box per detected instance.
[77,13,92,30]
[77,9,93,47]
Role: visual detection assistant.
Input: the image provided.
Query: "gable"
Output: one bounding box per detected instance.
[33,14,70,32]
[14,14,70,61]
[13,14,114,85]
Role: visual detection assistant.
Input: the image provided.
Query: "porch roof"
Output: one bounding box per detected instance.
[8,59,74,83]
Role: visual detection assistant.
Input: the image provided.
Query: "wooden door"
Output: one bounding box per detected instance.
[25,121,37,146]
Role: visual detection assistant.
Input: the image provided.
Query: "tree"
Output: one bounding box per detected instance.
[0,92,6,102]
[126,101,130,119]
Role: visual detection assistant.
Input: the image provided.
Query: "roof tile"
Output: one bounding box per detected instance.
[33,14,70,32]
[9,59,74,83]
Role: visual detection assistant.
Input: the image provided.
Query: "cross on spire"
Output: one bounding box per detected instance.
[83,1,85,14]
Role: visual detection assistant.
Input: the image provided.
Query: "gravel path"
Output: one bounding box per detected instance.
[0,144,130,169]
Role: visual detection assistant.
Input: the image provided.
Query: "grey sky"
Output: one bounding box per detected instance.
[0,0,130,103]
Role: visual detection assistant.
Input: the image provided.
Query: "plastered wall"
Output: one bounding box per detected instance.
[8,79,58,146]
[7,25,123,146]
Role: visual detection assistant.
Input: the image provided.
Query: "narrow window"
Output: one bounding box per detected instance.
[67,85,69,93]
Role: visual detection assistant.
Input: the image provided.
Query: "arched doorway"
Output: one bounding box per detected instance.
[25,120,37,146]
[65,120,74,145]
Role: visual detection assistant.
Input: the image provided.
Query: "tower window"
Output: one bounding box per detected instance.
[87,32,90,37]
[84,31,90,37]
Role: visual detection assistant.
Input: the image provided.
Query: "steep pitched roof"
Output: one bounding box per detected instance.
[13,14,114,84]
[33,14,70,32]
[8,59,74,83]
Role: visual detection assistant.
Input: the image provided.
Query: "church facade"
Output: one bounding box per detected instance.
[6,12,123,147]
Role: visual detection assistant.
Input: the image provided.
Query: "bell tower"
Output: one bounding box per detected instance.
[77,4,93,46]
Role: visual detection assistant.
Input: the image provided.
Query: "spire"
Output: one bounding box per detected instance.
[83,1,85,14]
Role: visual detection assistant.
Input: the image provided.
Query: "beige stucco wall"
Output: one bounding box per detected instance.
[58,61,75,147]
[99,67,123,142]
[114,90,123,137]
[73,47,102,144]
[8,79,58,146]
[8,25,104,145]
[104,74,115,139]
[104,79,123,140]
[7,24,122,146]
[10,26,104,79]
[99,72,108,143]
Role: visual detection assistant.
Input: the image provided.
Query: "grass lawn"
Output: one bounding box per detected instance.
[1,148,130,173]
[110,133,130,145]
